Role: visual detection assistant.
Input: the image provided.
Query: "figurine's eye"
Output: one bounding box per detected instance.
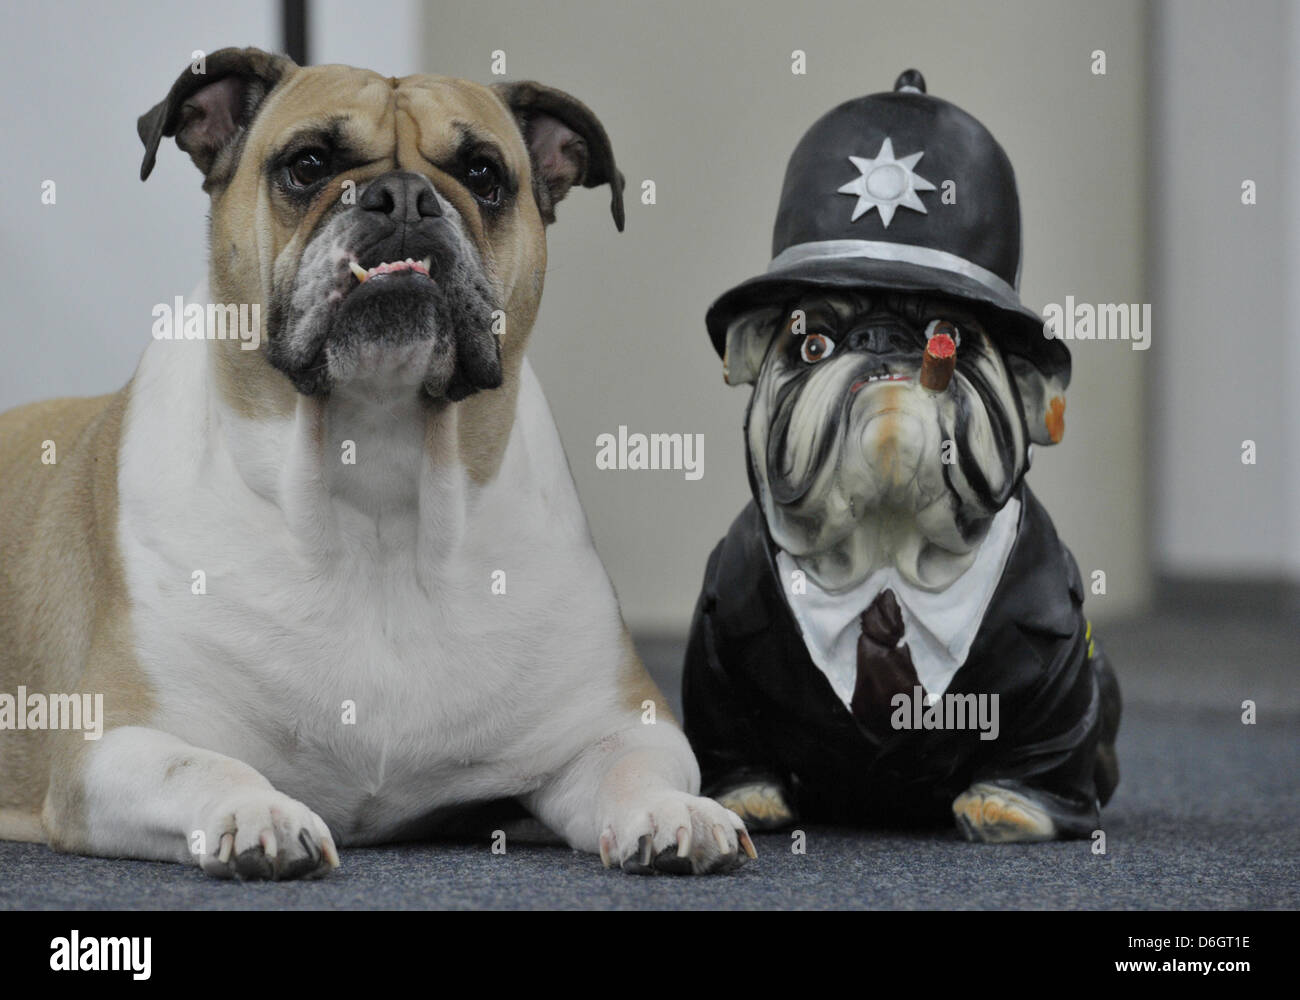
[800,333,836,364]
[925,319,961,347]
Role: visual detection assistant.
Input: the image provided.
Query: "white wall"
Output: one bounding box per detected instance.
[1151,0,1300,580]
[1289,5,1300,582]
[0,0,277,407]
[310,0,423,75]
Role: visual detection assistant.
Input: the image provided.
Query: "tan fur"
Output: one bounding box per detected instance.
[617,630,677,724]
[0,389,152,845]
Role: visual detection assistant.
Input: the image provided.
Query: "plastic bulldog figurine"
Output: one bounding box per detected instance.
[682,70,1121,843]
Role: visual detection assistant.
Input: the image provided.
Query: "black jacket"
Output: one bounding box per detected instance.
[682,484,1120,838]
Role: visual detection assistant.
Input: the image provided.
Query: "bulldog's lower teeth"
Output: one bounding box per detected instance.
[348,261,369,283]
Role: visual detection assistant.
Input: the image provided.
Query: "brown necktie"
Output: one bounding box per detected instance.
[851,588,926,735]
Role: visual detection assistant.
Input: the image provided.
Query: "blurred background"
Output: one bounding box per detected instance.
[1,0,1296,643]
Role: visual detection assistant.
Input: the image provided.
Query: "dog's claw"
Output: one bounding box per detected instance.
[653,843,694,875]
[235,847,274,880]
[273,828,328,880]
[297,828,320,865]
[197,790,339,881]
[620,833,657,875]
[603,793,753,876]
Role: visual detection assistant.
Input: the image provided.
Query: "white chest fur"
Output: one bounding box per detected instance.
[116,334,625,844]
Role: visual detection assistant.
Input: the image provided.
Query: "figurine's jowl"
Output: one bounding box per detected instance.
[682,70,1121,842]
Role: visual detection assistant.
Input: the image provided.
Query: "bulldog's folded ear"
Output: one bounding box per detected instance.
[722,306,785,386]
[138,46,296,186]
[1006,353,1070,445]
[491,81,625,231]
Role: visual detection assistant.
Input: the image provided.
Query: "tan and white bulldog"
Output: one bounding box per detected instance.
[0,47,753,879]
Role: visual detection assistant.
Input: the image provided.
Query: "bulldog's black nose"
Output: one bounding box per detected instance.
[359,171,443,222]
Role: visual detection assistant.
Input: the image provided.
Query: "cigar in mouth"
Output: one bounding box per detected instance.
[920,330,957,391]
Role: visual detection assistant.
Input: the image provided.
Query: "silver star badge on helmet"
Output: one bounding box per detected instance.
[837,137,936,227]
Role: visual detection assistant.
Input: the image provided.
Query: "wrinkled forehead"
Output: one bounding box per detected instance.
[247,65,526,168]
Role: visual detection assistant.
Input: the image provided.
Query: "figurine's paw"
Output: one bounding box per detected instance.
[715,781,796,831]
[953,782,1056,843]
[196,789,340,880]
[599,792,757,876]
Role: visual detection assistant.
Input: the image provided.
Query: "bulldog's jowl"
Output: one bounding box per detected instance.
[683,70,1120,843]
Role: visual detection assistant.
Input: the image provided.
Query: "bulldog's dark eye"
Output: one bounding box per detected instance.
[286,149,332,188]
[800,333,836,364]
[465,158,502,204]
[925,318,961,348]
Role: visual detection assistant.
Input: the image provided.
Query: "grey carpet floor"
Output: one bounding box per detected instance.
[1,606,1296,910]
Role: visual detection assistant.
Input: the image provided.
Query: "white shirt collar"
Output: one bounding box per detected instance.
[775,497,1021,706]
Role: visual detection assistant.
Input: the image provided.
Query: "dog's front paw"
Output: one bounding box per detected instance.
[600,792,757,876]
[715,781,796,831]
[196,789,341,880]
[952,782,1056,843]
